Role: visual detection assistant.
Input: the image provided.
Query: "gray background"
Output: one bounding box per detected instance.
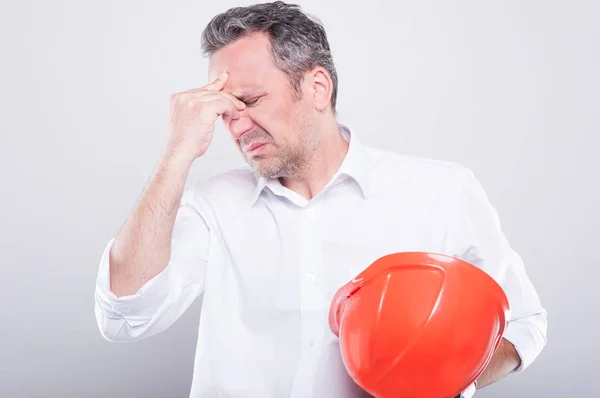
[1,0,597,397]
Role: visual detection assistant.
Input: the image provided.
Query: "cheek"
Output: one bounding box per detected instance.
[249,94,308,143]
[249,100,291,131]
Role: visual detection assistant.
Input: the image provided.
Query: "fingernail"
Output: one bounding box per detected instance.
[219,71,228,80]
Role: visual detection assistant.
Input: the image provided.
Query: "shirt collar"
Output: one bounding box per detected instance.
[248,123,370,206]
[336,123,371,197]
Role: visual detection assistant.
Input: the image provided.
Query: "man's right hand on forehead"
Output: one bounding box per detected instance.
[163,71,247,162]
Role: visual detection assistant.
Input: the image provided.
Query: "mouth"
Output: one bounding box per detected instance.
[245,142,267,153]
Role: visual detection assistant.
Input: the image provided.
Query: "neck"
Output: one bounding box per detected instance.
[280,118,349,200]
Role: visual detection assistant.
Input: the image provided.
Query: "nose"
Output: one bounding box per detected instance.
[224,111,254,140]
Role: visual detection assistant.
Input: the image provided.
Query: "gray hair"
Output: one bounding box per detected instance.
[201,1,339,112]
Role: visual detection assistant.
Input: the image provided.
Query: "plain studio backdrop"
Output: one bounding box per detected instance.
[0,0,598,397]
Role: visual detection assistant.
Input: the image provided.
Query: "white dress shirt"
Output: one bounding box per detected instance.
[94,124,547,398]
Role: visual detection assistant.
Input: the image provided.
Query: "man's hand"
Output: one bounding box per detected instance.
[164,71,247,163]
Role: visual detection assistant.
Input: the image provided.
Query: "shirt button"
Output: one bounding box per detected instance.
[306,274,316,283]
[307,338,315,347]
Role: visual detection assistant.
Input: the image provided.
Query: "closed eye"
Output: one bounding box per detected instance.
[243,97,261,107]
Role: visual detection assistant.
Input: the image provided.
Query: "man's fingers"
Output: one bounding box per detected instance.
[222,98,241,120]
[179,72,229,96]
[218,91,247,111]
[172,71,245,122]
[177,73,246,111]
[201,71,229,91]
[192,92,246,112]
[200,97,240,120]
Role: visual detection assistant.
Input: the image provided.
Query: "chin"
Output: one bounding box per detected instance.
[247,154,287,178]
[253,163,284,179]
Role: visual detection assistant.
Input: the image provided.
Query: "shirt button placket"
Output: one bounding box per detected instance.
[289,203,325,398]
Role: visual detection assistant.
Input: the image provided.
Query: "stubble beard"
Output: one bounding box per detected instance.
[247,123,321,180]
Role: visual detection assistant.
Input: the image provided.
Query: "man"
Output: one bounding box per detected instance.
[94,2,547,397]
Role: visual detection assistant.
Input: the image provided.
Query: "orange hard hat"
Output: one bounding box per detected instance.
[329,252,510,398]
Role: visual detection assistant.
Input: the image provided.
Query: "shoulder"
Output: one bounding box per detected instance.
[364,146,474,194]
[195,163,257,195]
[182,163,258,210]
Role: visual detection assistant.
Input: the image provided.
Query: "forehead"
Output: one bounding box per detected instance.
[208,32,280,95]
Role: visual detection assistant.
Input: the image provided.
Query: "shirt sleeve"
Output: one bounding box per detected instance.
[460,381,477,398]
[446,168,548,374]
[94,187,211,342]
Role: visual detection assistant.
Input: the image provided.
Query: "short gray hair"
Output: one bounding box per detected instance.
[201,1,339,112]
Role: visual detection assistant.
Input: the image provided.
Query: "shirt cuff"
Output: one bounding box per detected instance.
[460,381,477,398]
[94,238,171,324]
[502,315,548,373]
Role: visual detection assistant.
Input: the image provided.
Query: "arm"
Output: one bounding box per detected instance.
[94,72,246,341]
[447,168,548,394]
[94,162,211,342]
[475,338,521,388]
[109,152,191,297]
[452,339,520,397]
[109,71,244,296]
[109,153,195,297]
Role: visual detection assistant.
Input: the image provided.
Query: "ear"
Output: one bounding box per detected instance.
[310,67,333,112]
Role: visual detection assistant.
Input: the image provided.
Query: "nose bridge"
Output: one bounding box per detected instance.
[227,111,254,139]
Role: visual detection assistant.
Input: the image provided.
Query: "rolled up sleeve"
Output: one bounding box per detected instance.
[499,255,548,373]
[447,168,548,373]
[94,189,210,342]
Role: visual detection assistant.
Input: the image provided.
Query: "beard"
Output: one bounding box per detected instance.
[241,122,320,179]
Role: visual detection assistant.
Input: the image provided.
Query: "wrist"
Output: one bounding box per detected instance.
[153,152,196,188]
[160,146,196,170]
